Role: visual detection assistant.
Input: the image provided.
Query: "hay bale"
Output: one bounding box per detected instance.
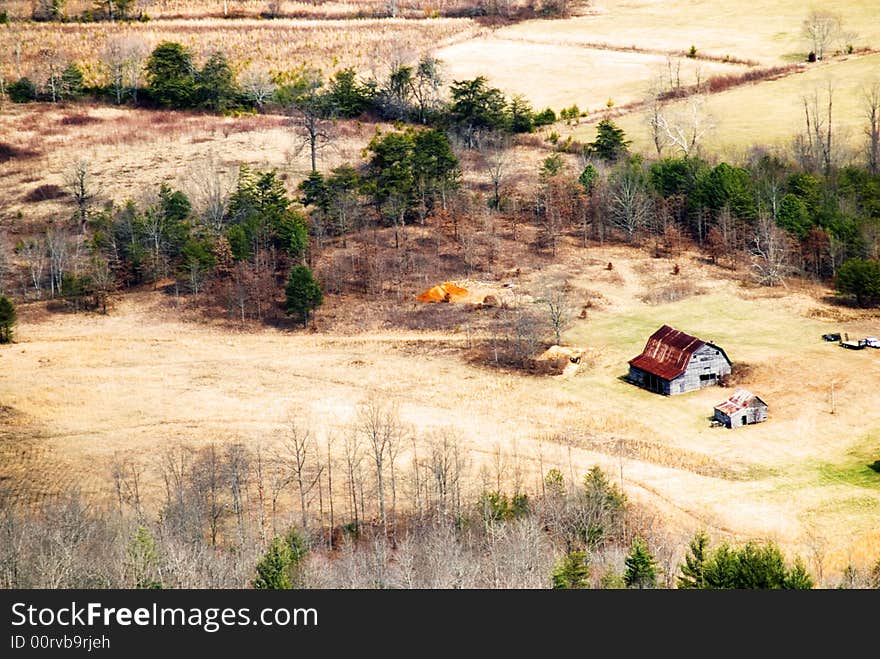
[417,281,469,303]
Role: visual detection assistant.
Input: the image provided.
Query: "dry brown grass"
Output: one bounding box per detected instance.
[2,0,487,20]
[2,243,878,579]
[435,34,745,111]
[0,103,394,230]
[0,17,481,85]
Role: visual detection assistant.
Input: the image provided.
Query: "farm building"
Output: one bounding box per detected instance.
[713,389,768,428]
[628,325,732,395]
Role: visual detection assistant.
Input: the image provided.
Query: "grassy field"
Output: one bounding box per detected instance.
[3,0,878,158]
[2,244,878,579]
[0,0,479,20]
[499,0,880,64]
[435,1,880,157]
[435,35,744,111]
[0,17,480,84]
[574,53,880,159]
[0,103,397,231]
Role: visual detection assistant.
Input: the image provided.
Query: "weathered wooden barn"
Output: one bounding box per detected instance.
[713,389,768,428]
[628,325,731,395]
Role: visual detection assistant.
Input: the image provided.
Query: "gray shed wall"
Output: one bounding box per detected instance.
[714,402,768,428]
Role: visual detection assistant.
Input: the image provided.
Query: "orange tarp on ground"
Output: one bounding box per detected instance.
[416,282,468,303]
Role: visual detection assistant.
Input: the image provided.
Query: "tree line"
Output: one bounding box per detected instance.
[1,396,853,588]
[3,41,558,142]
[14,0,580,24]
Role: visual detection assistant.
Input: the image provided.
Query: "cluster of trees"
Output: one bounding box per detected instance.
[5,58,84,103]
[3,41,558,147]
[10,162,322,323]
[3,410,863,589]
[7,123,467,323]
[496,119,880,299]
[30,0,148,22]
[676,531,813,589]
[18,0,580,23]
[302,127,461,244]
[0,397,619,588]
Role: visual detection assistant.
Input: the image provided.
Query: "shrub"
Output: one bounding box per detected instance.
[532,107,557,127]
[0,295,17,344]
[8,78,38,103]
[23,184,67,202]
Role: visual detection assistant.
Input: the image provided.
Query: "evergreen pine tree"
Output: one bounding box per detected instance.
[253,536,294,590]
[784,559,814,590]
[0,295,16,344]
[624,537,657,589]
[285,266,323,327]
[128,526,163,589]
[677,531,710,589]
[585,119,631,163]
[552,551,591,589]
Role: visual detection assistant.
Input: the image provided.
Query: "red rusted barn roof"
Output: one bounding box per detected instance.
[714,389,765,415]
[628,325,706,380]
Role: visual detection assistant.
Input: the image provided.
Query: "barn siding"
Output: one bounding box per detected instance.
[672,345,731,394]
[628,366,671,395]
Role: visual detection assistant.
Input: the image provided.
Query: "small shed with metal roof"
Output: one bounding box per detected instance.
[713,389,768,428]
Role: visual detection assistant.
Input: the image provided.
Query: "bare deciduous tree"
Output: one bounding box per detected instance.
[606,166,653,242]
[864,81,880,174]
[409,54,444,125]
[224,443,251,548]
[535,277,575,346]
[799,83,835,173]
[357,397,403,532]
[111,453,144,519]
[101,37,148,105]
[750,212,792,286]
[46,226,71,298]
[240,66,277,110]
[19,238,46,299]
[190,160,235,235]
[0,232,11,295]
[277,68,334,173]
[187,445,228,546]
[343,428,364,529]
[654,95,715,158]
[66,159,95,231]
[801,10,842,60]
[88,254,116,313]
[483,143,512,213]
[280,418,321,532]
